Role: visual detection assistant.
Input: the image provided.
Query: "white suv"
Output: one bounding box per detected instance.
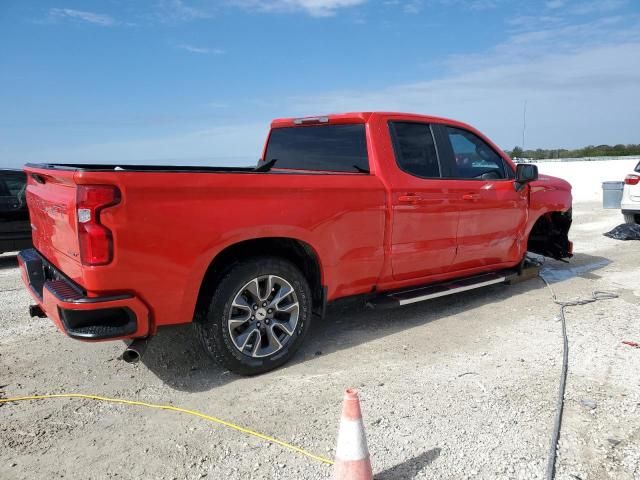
[621,160,640,224]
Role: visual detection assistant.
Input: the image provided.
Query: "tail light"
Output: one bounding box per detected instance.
[76,185,120,266]
[625,174,640,185]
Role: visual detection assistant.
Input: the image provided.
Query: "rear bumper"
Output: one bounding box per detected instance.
[621,194,639,212]
[18,248,150,341]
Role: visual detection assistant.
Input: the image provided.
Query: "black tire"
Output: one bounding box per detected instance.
[623,212,637,224]
[194,256,312,375]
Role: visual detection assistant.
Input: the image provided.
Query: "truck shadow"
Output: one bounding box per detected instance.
[140,252,611,392]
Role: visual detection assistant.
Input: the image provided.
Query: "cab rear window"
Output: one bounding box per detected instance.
[263,124,369,173]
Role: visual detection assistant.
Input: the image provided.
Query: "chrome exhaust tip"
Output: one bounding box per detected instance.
[122,338,149,364]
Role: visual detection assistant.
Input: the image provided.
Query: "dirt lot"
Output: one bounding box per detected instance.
[1,201,639,480]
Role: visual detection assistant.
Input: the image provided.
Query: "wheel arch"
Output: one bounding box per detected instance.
[193,237,326,322]
[526,209,573,260]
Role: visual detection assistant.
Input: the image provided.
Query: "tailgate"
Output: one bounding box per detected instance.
[24,167,81,265]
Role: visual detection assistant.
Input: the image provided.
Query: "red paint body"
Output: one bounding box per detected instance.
[21,112,572,341]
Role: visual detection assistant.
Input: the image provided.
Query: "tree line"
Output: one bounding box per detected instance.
[506,144,640,160]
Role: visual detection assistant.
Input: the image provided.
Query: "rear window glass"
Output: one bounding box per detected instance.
[389,122,441,178]
[263,124,369,173]
[635,161,640,173]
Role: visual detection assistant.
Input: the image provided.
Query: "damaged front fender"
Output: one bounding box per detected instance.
[527,209,573,260]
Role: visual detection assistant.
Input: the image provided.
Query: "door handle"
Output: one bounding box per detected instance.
[398,194,422,204]
[462,193,480,201]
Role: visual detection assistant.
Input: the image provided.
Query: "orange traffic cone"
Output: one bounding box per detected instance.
[332,388,373,480]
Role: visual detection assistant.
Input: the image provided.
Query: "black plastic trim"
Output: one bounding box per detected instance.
[24,162,369,175]
[314,285,328,319]
[366,265,543,309]
[19,248,88,299]
[58,306,137,340]
[25,162,257,173]
[19,248,138,340]
[44,281,131,304]
[18,249,45,301]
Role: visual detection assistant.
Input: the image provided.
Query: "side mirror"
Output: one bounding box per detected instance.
[515,163,538,183]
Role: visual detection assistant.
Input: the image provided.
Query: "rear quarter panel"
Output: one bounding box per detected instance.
[73,170,387,330]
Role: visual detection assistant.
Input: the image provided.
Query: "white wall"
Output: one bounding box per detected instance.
[532,158,639,203]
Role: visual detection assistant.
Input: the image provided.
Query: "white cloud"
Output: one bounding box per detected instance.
[176,44,226,54]
[506,15,563,28]
[465,0,498,10]
[156,0,214,21]
[49,8,117,26]
[154,0,364,21]
[230,0,367,17]
[384,0,499,13]
[543,0,627,15]
[570,0,627,15]
[278,16,640,149]
[11,2,639,167]
[403,0,422,14]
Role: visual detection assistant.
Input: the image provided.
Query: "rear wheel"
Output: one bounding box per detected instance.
[623,212,638,224]
[195,256,312,375]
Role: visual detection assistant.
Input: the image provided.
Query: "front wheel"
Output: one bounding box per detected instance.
[195,257,312,375]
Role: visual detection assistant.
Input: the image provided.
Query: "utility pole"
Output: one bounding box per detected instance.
[522,99,527,152]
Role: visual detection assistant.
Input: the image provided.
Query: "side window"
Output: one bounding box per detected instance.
[389,122,441,178]
[444,126,509,180]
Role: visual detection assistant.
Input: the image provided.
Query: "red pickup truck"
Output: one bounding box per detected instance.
[19,112,572,375]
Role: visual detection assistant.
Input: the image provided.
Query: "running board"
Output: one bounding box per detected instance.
[367,263,539,309]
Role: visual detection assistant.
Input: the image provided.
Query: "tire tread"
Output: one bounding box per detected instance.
[194,256,311,375]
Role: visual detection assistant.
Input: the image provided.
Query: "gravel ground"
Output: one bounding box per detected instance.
[1,201,639,480]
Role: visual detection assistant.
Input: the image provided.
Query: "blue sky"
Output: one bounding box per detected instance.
[1,0,639,167]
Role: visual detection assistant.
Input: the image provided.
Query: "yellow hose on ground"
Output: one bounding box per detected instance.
[0,393,334,466]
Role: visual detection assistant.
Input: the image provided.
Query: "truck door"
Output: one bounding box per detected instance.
[387,121,459,281]
[433,125,528,270]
